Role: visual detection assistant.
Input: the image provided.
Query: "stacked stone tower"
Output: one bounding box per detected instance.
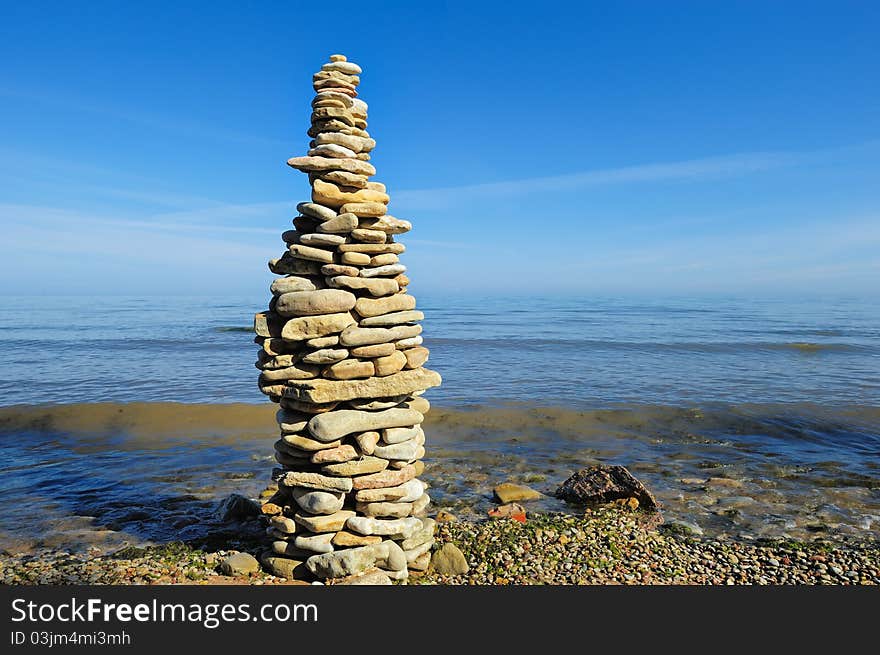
[254,54,441,582]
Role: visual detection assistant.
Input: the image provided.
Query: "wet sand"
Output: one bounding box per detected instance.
[0,401,878,554]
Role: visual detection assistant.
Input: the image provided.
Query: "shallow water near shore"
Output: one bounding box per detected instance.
[0,294,878,553]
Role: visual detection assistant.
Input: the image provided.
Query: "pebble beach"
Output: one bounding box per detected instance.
[2,507,877,586]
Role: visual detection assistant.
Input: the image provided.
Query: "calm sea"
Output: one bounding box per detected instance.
[0,294,878,552]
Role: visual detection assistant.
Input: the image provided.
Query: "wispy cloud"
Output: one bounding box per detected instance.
[392,150,806,210]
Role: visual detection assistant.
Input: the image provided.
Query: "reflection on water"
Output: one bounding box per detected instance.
[0,402,877,553]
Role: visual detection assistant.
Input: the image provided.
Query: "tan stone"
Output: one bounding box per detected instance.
[322,456,388,477]
[340,251,371,265]
[350,228,386,243]
[354,431,380,455]
[289,243,335,264]
[318,170,368,188]
[294,510,355,533]
[257,351,301,370]
[306,335,339,348]
[312,179,389,209]
[301,348,348,365]
[356,501,413,518]
[313,131,375,153]
[350,465,417,490]
[259,363,320,382]
[373,350,407,376]
[308,407,423,441]
[296,202,337,221]
[269,254,323,276]
[350,343,396,358]
[354,294,415,318]
[275,290,356,317]
[395,335,423,349]
[394,274,410,287]
[358,215,412,234]
[308,143,356,158]
[339,201,387,217]
[404,346,430,369]
[360,310,423,326]
[321,264,359,277]
[284,367,440,404]
[324,358,374,380]
[403,396,430,414]
[274,470,353,492]
[277,408,310,433]
[354,479,425,503]
[332,531,382,547]
[329,275,399,297]
[287,156,375,176]
[282,433,342,451]
[299,232,346,247]
[254,311,285,338]
[317,213,359,234]
[360,264,406,278]
[311,106,356,126]
[338,242,404,254]
[270,276,318,295]
[322,60,362,75]
[281,312,356,341]
[340,324,422,347]
[494,482,543,503]
[369,253,399,266]
[280,398,340,414]
[310,444,358,463]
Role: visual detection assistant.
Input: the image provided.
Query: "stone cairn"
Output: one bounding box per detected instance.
[253,54,442,583]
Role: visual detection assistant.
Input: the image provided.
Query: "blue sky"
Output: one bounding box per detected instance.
[0,1,878,296]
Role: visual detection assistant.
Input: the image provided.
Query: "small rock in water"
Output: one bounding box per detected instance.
[555,464,659,511]
[494,482,543,503]
[218,494,260,521]
[220,552,260,576]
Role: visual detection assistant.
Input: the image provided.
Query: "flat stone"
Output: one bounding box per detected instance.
[334,570,392,585]
[274,470,353,492]
[321,264,360,277]
[339,202,387,217]
[308,143,357,158]
[400,518,436,549]
[348,395,407,410]
[322,60,362,75]
[351,228,386,243]
[259,363,320,382]
[370,253,399,266]
[317,212,359,234]
[289,243,335,264]
[322,455,388,477]
[301,348,349,365]
[308,408,423,441]
[339,324,420,347]
[254,311,285,338]
[493,483,544,504]
[431,543,469,575]
[354,431,380,455]
[290,487,345,514]
[323,358,374,380]
[404,346,430,368]
[358,215,412,234]
[260,554,309,580]
[310,444,358,463]
[340,252,371,265]
[312,179,389,209]
[280,398,340,414]
[294,532,335,553]
[297,202,337,221]
[276,408,310,433]
[219,552,260,576]
[306,335,339,348]
[330,276,399,297]
[311,106,356,126]
[283,433,342,451]
[305,541,402,579]
[404,540,434,564]
[313,132,375,153]
[299,232,346,247]
[270,276,318,295]
[294,510,355,533]
[411,493,430,515]
[338,242,404,254]
[332,531,382,547]
[270,515,298,534]
[382,425,421,444]
[355,478,425,503]
[348,343,394,358]
[355,294,416,318]
[395,336,423,349]
[356,500,413,518]
[351,464,417,490]
[345,516,422,538]
[318,170,368,189]
[281,312,356,341]
[373,350,407,376]
[258,352,302,370]
[360,310,423,326]
[269,254,323,276]
[271,540,314,558]
[284,367,442,404]
[360,264,407,279]
[275,290,356,317]
[373,439,420,460]
[288,157,375,177]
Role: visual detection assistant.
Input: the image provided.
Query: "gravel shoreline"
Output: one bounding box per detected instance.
[2,507,877,585]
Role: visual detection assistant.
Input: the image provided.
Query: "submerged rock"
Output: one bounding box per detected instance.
[555,465,659,512]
